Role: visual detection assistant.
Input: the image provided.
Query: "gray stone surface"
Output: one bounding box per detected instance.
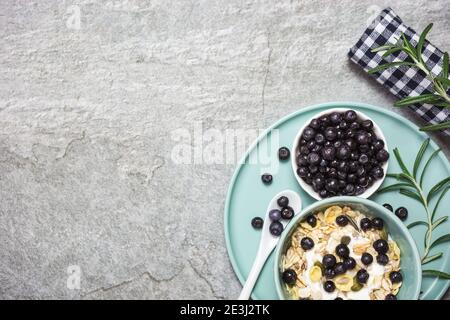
[0,0,449,299]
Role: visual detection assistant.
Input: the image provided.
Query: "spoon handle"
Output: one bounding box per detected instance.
[237,248,272,300]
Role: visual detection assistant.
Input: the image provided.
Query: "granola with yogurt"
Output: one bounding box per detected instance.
[281,205,402,300]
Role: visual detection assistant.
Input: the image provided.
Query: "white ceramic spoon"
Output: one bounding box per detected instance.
[238,189,302,300]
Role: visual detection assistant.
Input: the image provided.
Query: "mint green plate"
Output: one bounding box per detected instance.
[224,102,450,300]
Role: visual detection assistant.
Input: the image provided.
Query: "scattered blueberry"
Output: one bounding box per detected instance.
[383,203,393,212]
[269,221,283,236]
[389,271,403,283]
[336,215,349,227]
[360,217,372,231]
[278,147,290,161]
[251,217,263,229]
[356,269,369,284]
[335,244,350,258]
[281,206,294,220]
[300,237,315,250]
[269,209,281,221]
[395,207,408,221]
[377,254,389,266]
[306,215,317,228]
[277,196,289,208]
[261,173,273,184]
[372,217,384,230]
[361,252,374,266]
[343,257,356,270]
[282,269,297,285]
[322,254,337,268]
[323,280,336,293]
[373,239,389,254]
[324,268,336,279]
[334,262,347,275]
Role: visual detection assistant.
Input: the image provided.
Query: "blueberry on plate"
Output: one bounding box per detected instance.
[360,217,372,231]
[383,203,393,212]
[335,244,350,258]
[300,237,315,250]
[269,209,281,222]
[361,252,373,266]
[282,269,297,285]
[251,217,263,229]
[389,271,403,283]
[269,221,283,236]
[372,217,384,230]
[323,280,336,293]
[356,269,369,284]
[281,206,294,220]
[322,254,337,268]
[306,215,317,227]
[373,239,389,254]
[261,173,273,184]
[278,147,290,161]
[277,196,289,208]
[395,207,408,221]
[344,110,357,122]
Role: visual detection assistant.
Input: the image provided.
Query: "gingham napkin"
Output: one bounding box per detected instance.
[349,7,450,136]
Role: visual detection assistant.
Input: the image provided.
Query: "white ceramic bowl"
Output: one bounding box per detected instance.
[291,108,388,200]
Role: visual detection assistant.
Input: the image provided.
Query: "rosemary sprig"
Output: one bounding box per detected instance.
[378,138,450,278]
[370,23,450,132]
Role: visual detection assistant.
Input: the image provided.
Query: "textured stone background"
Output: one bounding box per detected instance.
[0,0,449,299]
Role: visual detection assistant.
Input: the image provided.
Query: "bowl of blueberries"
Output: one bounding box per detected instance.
[292,108,389,200]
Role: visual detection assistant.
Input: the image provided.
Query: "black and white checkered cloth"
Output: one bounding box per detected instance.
[349,7,450,136]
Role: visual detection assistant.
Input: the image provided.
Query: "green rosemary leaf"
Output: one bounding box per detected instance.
[436,77,450,87]
[427,176,450,203]
[432,101,450,108]
[420,121,450,132]
[422,253,443,265]
[386,173,401,179]
[368,61,416,74]
[430,234,450,250]
[413,138,430,179]
[377,183,412,193]
[432,216,448,230]
[345,215,360,232]
[419,148,441,187]
[382,47,403,58]
[407,221,428,229]
[371,44,397,53]
[394,94,441,107]
[443,52,449,79]
[432,186,449,220]
[422,270,450,279]
[393,148,411,176]
[416,23,433,60]
[400,189,422,202]
[402,34,418,59]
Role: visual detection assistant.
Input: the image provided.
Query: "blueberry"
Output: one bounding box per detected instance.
[319,189,328,198]
[307,140,316,150]
[371,166,384,179]
[361,252,373,266]
[319,115,331,126]
[282,269,297,285]
[297,154,309,166]
[336,215,349,227]
[356,131,369,145]
[356,269,369,284]
[395,207,408,221]
[372,217,384,230]
[323,280,336,293]
[335,244,350,258]
[277,196,289,208]
[376,149,389,162]
[360,218,372,231]
[322,254,337,268]
[300,237,314,250]
[324,268,336,279]
[345,129,356,138]
[302,127,316,141]
[309,119,321,129]
[356,166,366,177]
[337,179,346,190]
[251,217,263,229]
[306,215,317,227]
[278,147,290,160]
[325,127,338,141]
[325,178,339,193]
[389,271,403,283]
[297,166,308,178]
[361,119,373,130]
[343,257,356,270]
[355,185,365,195]
[372,139,385,151]
[350,122,360,130]
[358,176,368,187]
[344,110,357,122]
[337,145,350,160]
[335,297,344,300]
[330,159,340,168]
[339,120,349,130]
[330,112,342,124]
[338,161,349,173]
[269,209,282,221]
[299,145,310,155]
[281,206,294,220]
[334,262,347,275]
[315,133,325,145]
[344,184,355,195]
[350,151,359,161]
[307,152,321,165]
[373,239,389,254]
[383,203,393,212]
[377,254,389,266]
[313,176,325,190]
[261,173,273,184]
[269,221,283,236]
[359,154,369,164]
[334,140,342,148]
[385,294,397,300]
[345,139,358,150]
